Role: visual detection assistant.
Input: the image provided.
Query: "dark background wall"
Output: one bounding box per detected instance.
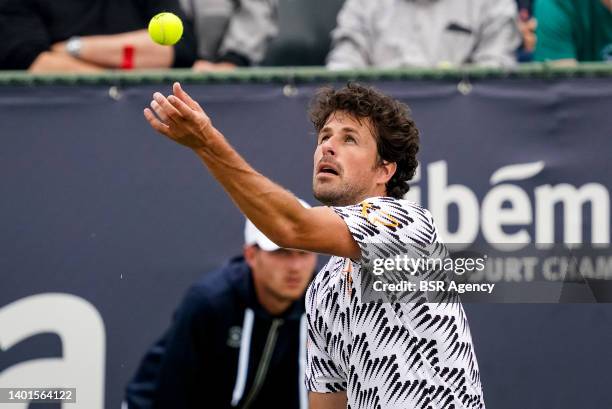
[1,78,611,409]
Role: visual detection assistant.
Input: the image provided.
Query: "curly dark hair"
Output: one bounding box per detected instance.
[308,82,420,199]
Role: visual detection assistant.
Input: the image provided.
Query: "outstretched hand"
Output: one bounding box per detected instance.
[144,82,216,150]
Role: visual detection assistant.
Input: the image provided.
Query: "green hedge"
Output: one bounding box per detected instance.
[1,63,612,86]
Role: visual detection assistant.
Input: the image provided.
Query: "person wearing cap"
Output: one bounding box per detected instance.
[124,215,317,409]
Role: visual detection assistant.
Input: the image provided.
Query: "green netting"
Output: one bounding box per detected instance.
[1,63,612,86]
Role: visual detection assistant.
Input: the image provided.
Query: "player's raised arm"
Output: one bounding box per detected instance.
[144,82,364,259]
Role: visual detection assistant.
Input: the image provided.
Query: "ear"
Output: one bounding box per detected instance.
[376,161,397,186]
[243,245,258,269]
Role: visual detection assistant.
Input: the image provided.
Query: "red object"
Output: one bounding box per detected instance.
[121,45,134,70]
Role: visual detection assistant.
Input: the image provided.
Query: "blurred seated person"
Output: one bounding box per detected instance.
[516,0,537,61]
[124,215,317,409]
[327,0,521,69]
[534,0,612,65]
[260,0,345,66]
[179,0,278,72]
[0,0,197,72]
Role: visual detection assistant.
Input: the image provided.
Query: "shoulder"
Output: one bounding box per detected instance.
[337,0,384,17]
[373,197,439,242]
[336,196,435,227]
[333,197,439,246]
[476,0,518,13]
[534,0,574,20]
[182,257,250,314]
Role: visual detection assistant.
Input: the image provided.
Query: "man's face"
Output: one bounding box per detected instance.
[312,111,387,206]
[603,0,612,11]
[247,247,317,302]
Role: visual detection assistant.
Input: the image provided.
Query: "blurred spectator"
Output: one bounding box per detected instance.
[517,0,537,61]
[124,217,317,409]
[0,0,197,72]
[261,0,345,66]
[180,0,278,71]
[327,0,521,69]
[534,0,612,64]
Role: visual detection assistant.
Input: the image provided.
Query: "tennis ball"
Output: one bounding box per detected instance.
[148,12,183,46]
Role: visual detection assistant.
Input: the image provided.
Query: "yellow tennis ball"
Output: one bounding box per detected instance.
[148,12,183,46]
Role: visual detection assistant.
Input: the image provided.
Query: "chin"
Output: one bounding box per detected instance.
[313,186,342,206]
[280,288,307,301]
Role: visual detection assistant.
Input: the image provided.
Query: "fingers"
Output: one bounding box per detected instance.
[168,93,201,122]
[173,82,203,112]
[150,100,169,122]
[144,108,170,135]
[145,85,212,147]
[153,92,183,122]
[191,60,215,72]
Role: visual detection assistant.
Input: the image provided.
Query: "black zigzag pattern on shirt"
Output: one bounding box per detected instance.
[306,198,484,409]
[306,198,485,409]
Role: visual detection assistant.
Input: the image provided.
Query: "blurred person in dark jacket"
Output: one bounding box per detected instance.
[124,212,317,409]
[0,0,197,72]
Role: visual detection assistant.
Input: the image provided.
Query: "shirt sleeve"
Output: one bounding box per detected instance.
[332,197,441,266]
[145,0,198,67]
[0,0,51,69]
[334,197,456,305]
[471,0,521,67]
[124,335,167,409]
[326,0,372,69]
[533,0,577,61]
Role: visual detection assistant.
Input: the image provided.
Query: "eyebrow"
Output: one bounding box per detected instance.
[319,126,360,135]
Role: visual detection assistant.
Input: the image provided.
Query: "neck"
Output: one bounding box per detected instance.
[349,188,388,205]
[259,297,291,316]
[326,187,388,207]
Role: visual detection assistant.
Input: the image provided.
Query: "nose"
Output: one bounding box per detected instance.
[321,137,336,156]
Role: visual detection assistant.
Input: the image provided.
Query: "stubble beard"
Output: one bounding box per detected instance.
[313,177,369,207]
